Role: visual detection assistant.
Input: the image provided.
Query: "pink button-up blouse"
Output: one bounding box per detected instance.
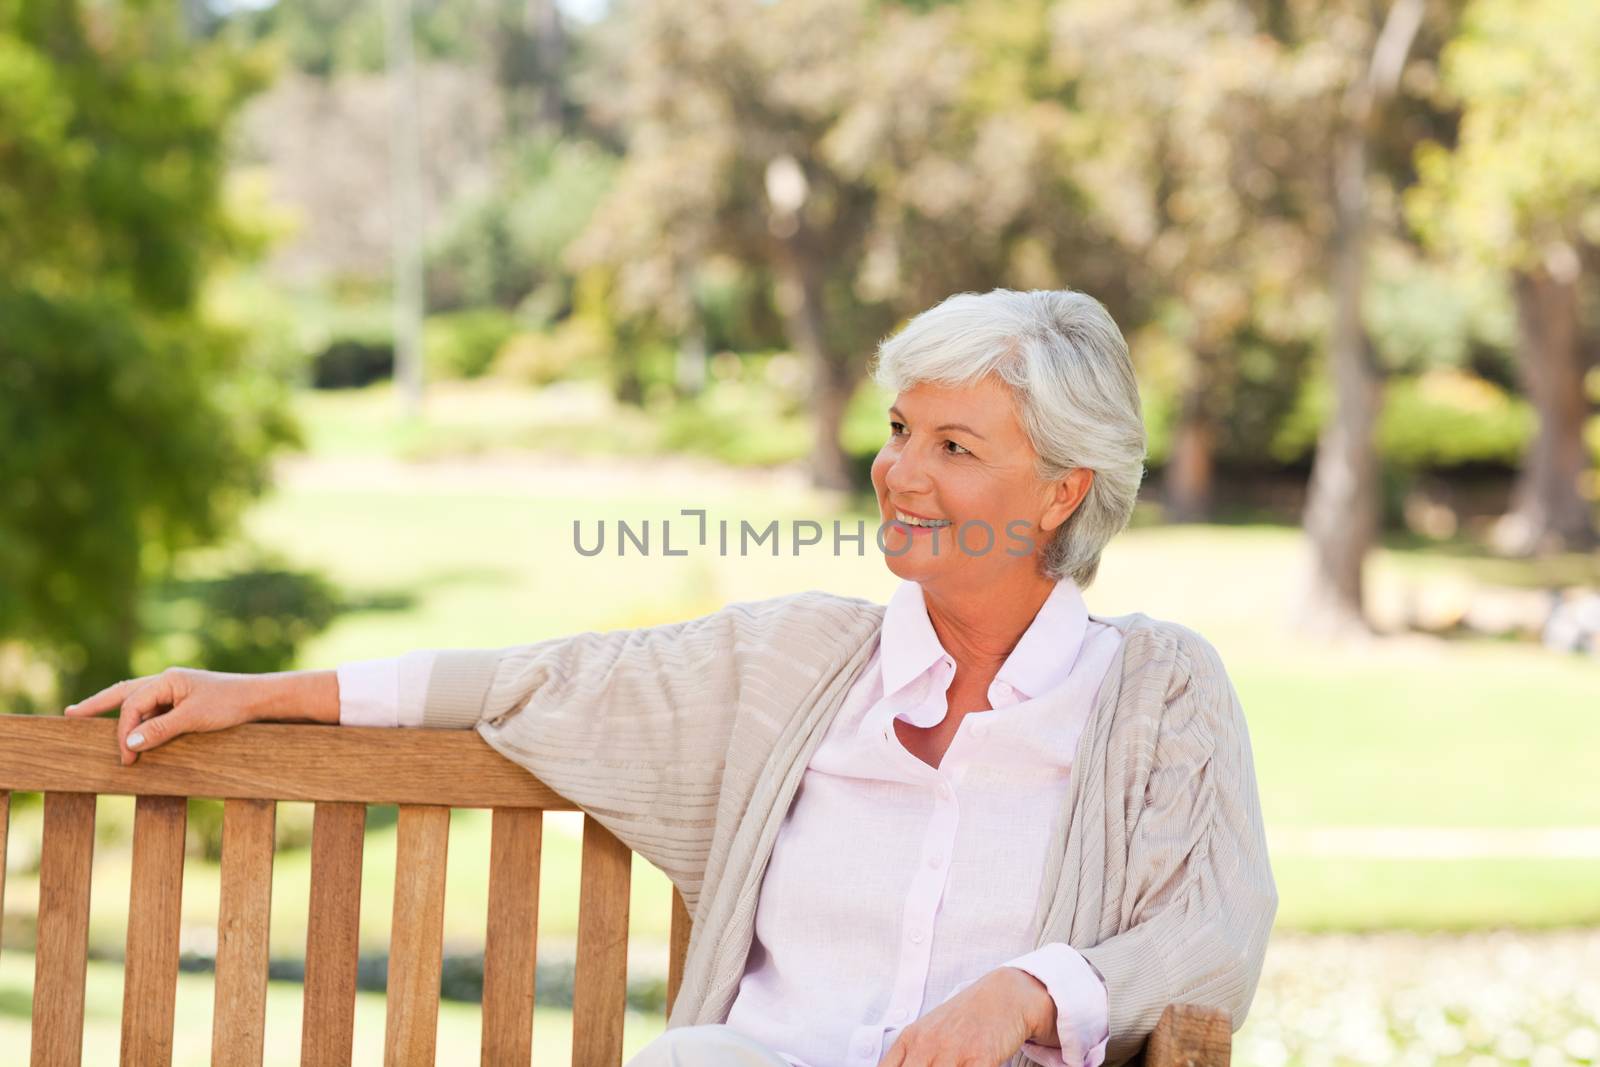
[336,578,1117,1067]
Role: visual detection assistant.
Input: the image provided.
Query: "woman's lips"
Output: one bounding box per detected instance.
[885,515,949,535]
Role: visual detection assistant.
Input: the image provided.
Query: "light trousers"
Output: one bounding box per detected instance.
[626,1024,796,1067]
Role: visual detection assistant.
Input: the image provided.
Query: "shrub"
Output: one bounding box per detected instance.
[492,317,612,386]
[195,566,340,676]
[310,337,394,388]
[423,308,521,381]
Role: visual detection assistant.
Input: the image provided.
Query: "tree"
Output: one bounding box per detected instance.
[569,0,1129,490]
[1045,0,1326,522]
[0,0,299,704]
[567,0,894,489]
[1409,0,1600,555]
[1294,0,1430,636]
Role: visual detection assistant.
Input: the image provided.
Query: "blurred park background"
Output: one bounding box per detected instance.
[2,0,1599,1063]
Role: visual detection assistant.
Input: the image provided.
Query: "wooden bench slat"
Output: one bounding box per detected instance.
[383,805,451,1065]
[32,791,97,1067]
[212,798,277,1067]
[572,816,631,1067]
[300,802,366,1067]
[481,808,542,1067]
[120,795,188,1067]
[1142,1004,1233,1067]
[1,791,10,942]
[667,887,691,1019]
[0,717,569,809]
[0,717,1237,1067]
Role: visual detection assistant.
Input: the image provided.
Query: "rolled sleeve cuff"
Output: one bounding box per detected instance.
[336,650,436,728]
[1004,942,1110,1067]
[335,656,402,728]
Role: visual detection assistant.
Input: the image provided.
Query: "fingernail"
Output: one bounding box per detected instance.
[66,702,77,710]
[127,731,145,748]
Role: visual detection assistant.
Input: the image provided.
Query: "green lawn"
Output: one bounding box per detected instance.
[9,378,1598,972]
[0,951,667,1065]
[1,802,674,959]
[4,378,1598,1063]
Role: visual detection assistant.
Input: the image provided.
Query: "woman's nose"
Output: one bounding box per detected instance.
[882,448,929,496]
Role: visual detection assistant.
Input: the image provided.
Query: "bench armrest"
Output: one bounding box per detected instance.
[1133,1003,1232,1067]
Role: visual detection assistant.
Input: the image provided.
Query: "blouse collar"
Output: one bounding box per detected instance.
[878,576,1090,704]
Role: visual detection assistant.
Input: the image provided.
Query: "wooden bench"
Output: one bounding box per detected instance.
[0,714,1229,1066]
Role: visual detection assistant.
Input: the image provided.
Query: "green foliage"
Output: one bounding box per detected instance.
[219,0,490,77]
[1408,0,1600,265]
[0,1,300,702]
[311,338,395,389]
[425,135,617,314]
[194,566,341,676]
[492,318,613,386]
[1273,369,1536,471]
[423,308,521,380]
[1365,240,1516,380]
[655,381,814,467]
[1379,372,1536,470]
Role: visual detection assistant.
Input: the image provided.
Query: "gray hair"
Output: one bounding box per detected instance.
[867,288,1147,589]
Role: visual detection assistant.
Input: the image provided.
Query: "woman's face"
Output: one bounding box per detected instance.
[869,375,1090,589]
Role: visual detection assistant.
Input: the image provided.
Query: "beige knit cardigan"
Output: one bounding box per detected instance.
[420,589,1277,1067]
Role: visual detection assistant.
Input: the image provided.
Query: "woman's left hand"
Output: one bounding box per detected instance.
[877,966,1055,1067]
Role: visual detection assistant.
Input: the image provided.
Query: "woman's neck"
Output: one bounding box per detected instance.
[919,574,1056,673]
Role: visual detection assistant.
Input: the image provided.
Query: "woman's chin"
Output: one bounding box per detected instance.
[879,537,951,582]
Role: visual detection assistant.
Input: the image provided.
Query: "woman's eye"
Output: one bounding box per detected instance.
[887,422,968,455]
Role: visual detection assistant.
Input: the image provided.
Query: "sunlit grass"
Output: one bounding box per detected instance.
[0,951,667,1065]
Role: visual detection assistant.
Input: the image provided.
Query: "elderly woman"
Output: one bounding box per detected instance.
[65,288,1277,1067]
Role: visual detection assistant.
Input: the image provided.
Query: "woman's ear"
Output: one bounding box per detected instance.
[1040,468,1094,533]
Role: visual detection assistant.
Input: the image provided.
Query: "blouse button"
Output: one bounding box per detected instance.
[927,854,943,869]
[910,929,925,943]
[971,721,989,738]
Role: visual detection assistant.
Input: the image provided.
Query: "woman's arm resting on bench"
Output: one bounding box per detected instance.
[62,666,341,765]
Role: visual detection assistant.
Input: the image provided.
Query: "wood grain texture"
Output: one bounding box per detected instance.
[667,887,691,1019]
[481,808,542,1067]
[32,791,96,1067]
[212,798,277,1067]
[300,803,366,1067]
[0,716,568,809]
[120,795,188,1067]
[383,805,451,1066]
[572,816,631,1067]
[1142,1004,1233,1067]
[0,791,10,939]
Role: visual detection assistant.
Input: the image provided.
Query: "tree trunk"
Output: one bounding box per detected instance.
[676,276,708,397]
[1296,0,1424,638]
[384,0,425,419]
[809,357,857,492]
[1166,381,1216,523]
[611,344,644,407]
[1492,253,1597,555]
[527,0,566,132]
[1299,109,1383,637]
[773,243,854,491]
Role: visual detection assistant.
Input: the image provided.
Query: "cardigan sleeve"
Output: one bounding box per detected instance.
[404,590,876,909]
[417,599,748,731]
[1077,626,1278,1067]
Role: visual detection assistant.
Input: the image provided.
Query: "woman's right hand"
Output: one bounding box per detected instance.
[62,667,281,766]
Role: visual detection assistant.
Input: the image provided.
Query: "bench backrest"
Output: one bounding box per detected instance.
[0,714,691,1067]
